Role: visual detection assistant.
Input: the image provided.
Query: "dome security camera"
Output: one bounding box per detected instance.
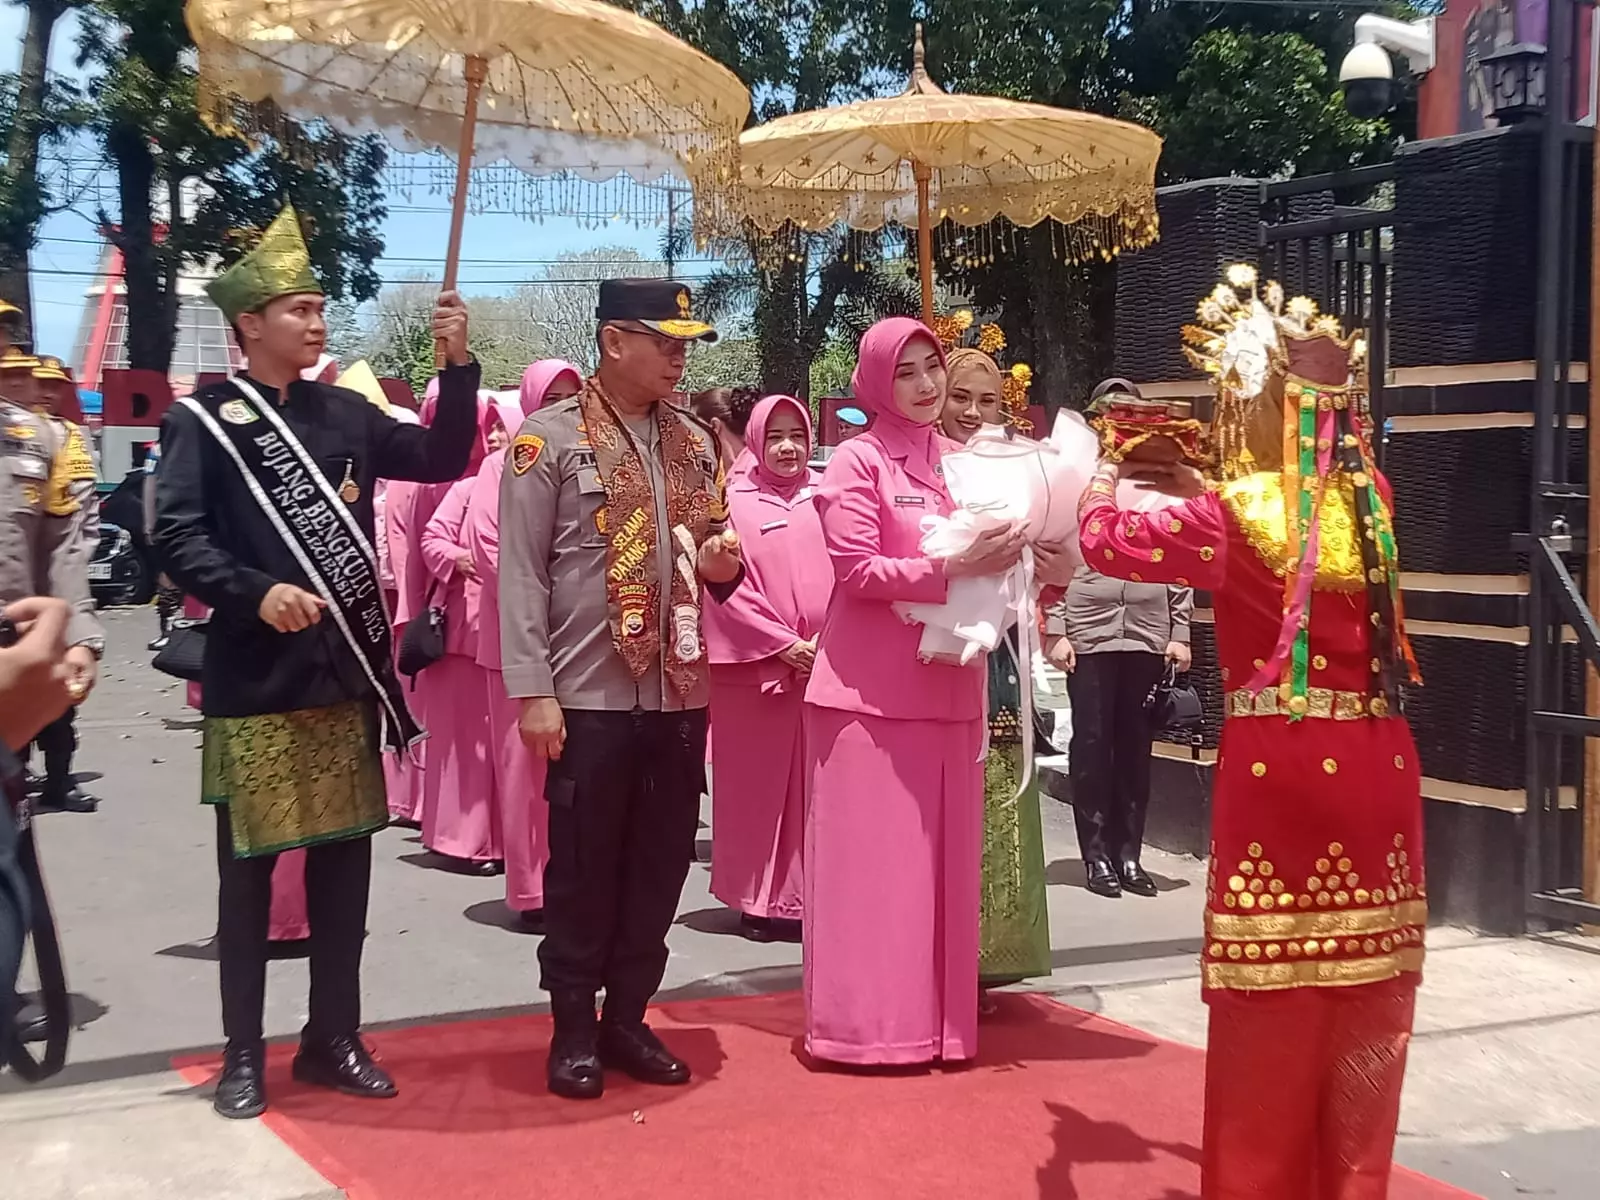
[1339,15,1436,119]
[1339,42,1396,119]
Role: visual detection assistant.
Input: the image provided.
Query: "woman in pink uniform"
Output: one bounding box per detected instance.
[468,360,582,928]
[383,382,446,827]
[703,395,829,942]
[417,398,506,871]
[375,406,421,824]
[802,317,1023,1067]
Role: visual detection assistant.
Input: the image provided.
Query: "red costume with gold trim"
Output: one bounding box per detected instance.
[1078,267,1424,1200]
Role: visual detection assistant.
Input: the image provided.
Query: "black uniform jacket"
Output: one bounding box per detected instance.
[153,362,479,718]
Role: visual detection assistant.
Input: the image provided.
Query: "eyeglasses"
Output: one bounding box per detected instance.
[613,326,695,356]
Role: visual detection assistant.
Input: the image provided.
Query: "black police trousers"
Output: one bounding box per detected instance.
[214,805,370,1048]
[1066,649,1166,867]
[537,707,707,1023]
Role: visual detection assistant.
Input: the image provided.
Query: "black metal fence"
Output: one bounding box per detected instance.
[1258,163,1395,453]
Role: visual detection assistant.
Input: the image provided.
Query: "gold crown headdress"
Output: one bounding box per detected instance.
[932,309,1034,433]
[1180,264,1370,481]
[206,205,323,325]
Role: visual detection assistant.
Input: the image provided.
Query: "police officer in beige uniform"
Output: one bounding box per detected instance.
[499,279,743,1101]
[0,341,104,815]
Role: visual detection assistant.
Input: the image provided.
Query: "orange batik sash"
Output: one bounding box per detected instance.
[579,377,721,696]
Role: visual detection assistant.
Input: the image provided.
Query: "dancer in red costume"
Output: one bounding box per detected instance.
[1076,267,1425,1199]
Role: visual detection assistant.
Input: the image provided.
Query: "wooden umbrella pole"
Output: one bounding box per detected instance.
[914,159,934,325]
[437,54,488,364]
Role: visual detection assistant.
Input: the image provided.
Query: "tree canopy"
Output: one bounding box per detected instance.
[58,0,389,373]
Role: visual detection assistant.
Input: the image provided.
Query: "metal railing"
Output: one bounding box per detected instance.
[1523,0,1600,927]
[1258,164,1395,453]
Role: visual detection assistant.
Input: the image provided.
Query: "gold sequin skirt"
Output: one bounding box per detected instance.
[202,700,387,858]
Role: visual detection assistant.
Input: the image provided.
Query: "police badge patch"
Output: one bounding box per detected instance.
[511,433,544,476]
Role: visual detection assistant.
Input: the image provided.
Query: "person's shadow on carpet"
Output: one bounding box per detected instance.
[1038,1099,1202,1199]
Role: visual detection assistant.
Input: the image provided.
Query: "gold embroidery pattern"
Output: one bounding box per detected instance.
[1225,687,1380,721]
[202,701,386,857]
[1205,837,1427,991]
[1205,949,1425,991]
[1220,471,1366,591]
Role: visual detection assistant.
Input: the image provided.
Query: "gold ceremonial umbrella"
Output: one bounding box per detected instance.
[187,0,750,292]
[738,26,1161,324]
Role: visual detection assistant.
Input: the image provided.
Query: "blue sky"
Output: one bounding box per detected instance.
[3,10,719,356]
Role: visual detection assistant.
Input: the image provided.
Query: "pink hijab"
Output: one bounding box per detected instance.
[519,359,582,416]
[743,394,812,499]
[852,316,947,464]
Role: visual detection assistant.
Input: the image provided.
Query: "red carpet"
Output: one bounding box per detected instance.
[175,991,1478,1200]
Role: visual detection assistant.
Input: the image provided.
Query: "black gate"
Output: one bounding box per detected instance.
[1257,163,1395,456]
[1522,0,1600,928]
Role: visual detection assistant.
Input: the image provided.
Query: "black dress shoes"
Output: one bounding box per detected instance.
[214,1043,268,1120]
[548,992,604,1100]
[1119,860,1159,897]
[292,1034,398,1099]
[1085,858,1123,898]
[599,1021,691,1087]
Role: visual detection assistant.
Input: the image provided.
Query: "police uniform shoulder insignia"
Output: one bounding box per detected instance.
[219,398,258,425]
[59,424,96,482]
[45,423,95,516]
[511,433,545,476]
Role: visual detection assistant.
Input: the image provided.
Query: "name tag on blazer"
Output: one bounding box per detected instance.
[893,494,926,507]
[760,519,788,533]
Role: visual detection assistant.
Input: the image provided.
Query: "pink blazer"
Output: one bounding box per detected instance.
[803,432,984,722]
[703,467,830,692]
[420,476,482,660]
[465,450,508,673]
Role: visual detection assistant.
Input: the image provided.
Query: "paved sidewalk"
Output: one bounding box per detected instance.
[2,611,1597,1198]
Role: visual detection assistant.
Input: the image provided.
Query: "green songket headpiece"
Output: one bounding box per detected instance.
[206,205,322,324]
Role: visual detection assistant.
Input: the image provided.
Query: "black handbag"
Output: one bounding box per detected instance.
[1145,661,1204,736]
[397,587,447,685]
[151,619,207,682]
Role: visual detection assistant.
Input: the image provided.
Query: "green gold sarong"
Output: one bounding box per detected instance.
[202,700,386,858]
[980,635,1052,985]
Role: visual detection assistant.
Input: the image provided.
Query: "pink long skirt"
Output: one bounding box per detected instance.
[385,621,424,824]
[269,851,309,941]
[710,677,804,920]
[418,654,501,862]
[486,675,547,913]
[802,705,984,1066]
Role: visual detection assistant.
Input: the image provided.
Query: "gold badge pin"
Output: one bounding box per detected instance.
[337,458,360,504]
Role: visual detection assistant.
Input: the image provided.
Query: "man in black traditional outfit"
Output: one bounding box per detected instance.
[153,206,478,1120]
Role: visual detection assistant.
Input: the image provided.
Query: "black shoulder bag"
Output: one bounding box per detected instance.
[397,584,447,686]
[151,618,208,682]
